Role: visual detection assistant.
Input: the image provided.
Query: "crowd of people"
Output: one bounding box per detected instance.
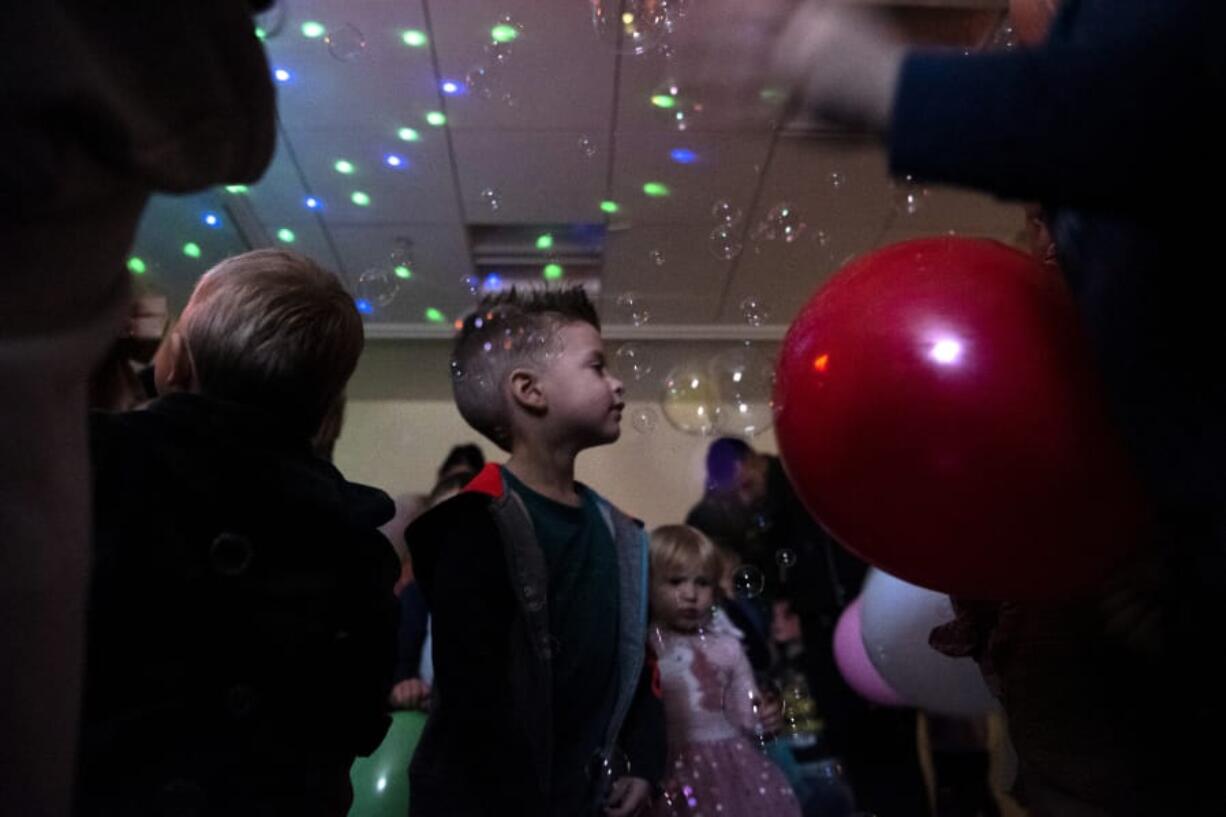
[3,1,1223,815]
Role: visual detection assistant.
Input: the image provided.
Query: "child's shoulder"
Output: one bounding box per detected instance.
[407,491,509,600]
[408,490,495,536]
[578,485,644,533]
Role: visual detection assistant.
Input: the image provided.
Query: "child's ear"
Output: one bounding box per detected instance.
[152,330,196,396]
[508,368,546,413]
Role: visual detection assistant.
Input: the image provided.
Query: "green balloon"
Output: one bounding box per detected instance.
[348,711,427,817]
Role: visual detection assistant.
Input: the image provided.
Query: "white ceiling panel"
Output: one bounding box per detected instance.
[451,129,609,224]
[125,0,1029,332]
[610,131,772,226]
[430,0,617,132]
[288,126,462,226]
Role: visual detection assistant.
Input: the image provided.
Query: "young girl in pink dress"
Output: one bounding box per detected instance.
[649,525,801,817]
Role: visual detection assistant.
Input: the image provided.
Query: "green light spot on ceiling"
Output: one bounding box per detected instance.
[397,127,420,142]
[490,24,519,43]
[642,182,670,198]
[425,111,446,127]
[351,191,371,207]
[394,265,413,280]
[543,263,563,280]
[402,29,428,47]
[224,185,248,194]
[650,94,677,109]
[254,27,267,40]
[535,233,554,251]
[334,159,355,175]
[425,307,445,323]
[301,21,325,38]
[276,228,296,243]
[183,242,202,259]
[127,257,147,275]
[600,200,620,214]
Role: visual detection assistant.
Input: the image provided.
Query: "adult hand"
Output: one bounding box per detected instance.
[770,1,906,130]
[675,0,905,131]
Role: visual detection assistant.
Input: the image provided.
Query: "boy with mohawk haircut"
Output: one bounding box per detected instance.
[407,287,665,817]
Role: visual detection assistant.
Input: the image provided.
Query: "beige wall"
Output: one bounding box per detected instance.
[333,340,778,529]
[334,397,777,530]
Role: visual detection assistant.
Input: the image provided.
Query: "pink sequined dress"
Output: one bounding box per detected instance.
[650,628,801,817]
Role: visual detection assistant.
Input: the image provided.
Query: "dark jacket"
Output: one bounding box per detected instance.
[407,464,666,817]
[77,393,399,816]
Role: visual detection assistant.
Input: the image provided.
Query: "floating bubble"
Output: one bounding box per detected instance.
[739,296,769,327]
[615,292,651,327]
[465,64,501,99]
[990,19,1019,50]
[661,363,718,436]
[615,343,653,381]
[649,248,667,266]
[711,199,743,225]
[325,23,367,61]
[579,135,598,158]
[753,202,805,243]
[733,565,765,597]
[591,0,669,55]
[892,175,929,217]
[650,79,703,131]
[485,40,514,64]
[586,747,631,803]
[480,188,501,211]
[389,239,415,279]
[709,224,743,260]
[710,345,775,437]
[356,267,399,309]
[631,406,659,434]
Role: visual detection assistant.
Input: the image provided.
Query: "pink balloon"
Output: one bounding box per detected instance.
[833,597,906,707]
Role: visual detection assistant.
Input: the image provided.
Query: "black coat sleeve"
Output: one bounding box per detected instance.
[888,0,1225,208]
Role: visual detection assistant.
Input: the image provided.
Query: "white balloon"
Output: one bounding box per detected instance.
[860,568,1000,716]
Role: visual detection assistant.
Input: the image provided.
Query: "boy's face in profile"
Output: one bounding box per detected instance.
[536,321,624,448]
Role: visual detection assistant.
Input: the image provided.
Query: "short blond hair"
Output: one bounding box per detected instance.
[649,524,724,585]
[179,249,362,436]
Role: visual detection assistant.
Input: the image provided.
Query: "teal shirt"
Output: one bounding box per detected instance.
[503,471,620,814]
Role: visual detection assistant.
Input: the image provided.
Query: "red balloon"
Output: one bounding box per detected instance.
[774,237,1145,600]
